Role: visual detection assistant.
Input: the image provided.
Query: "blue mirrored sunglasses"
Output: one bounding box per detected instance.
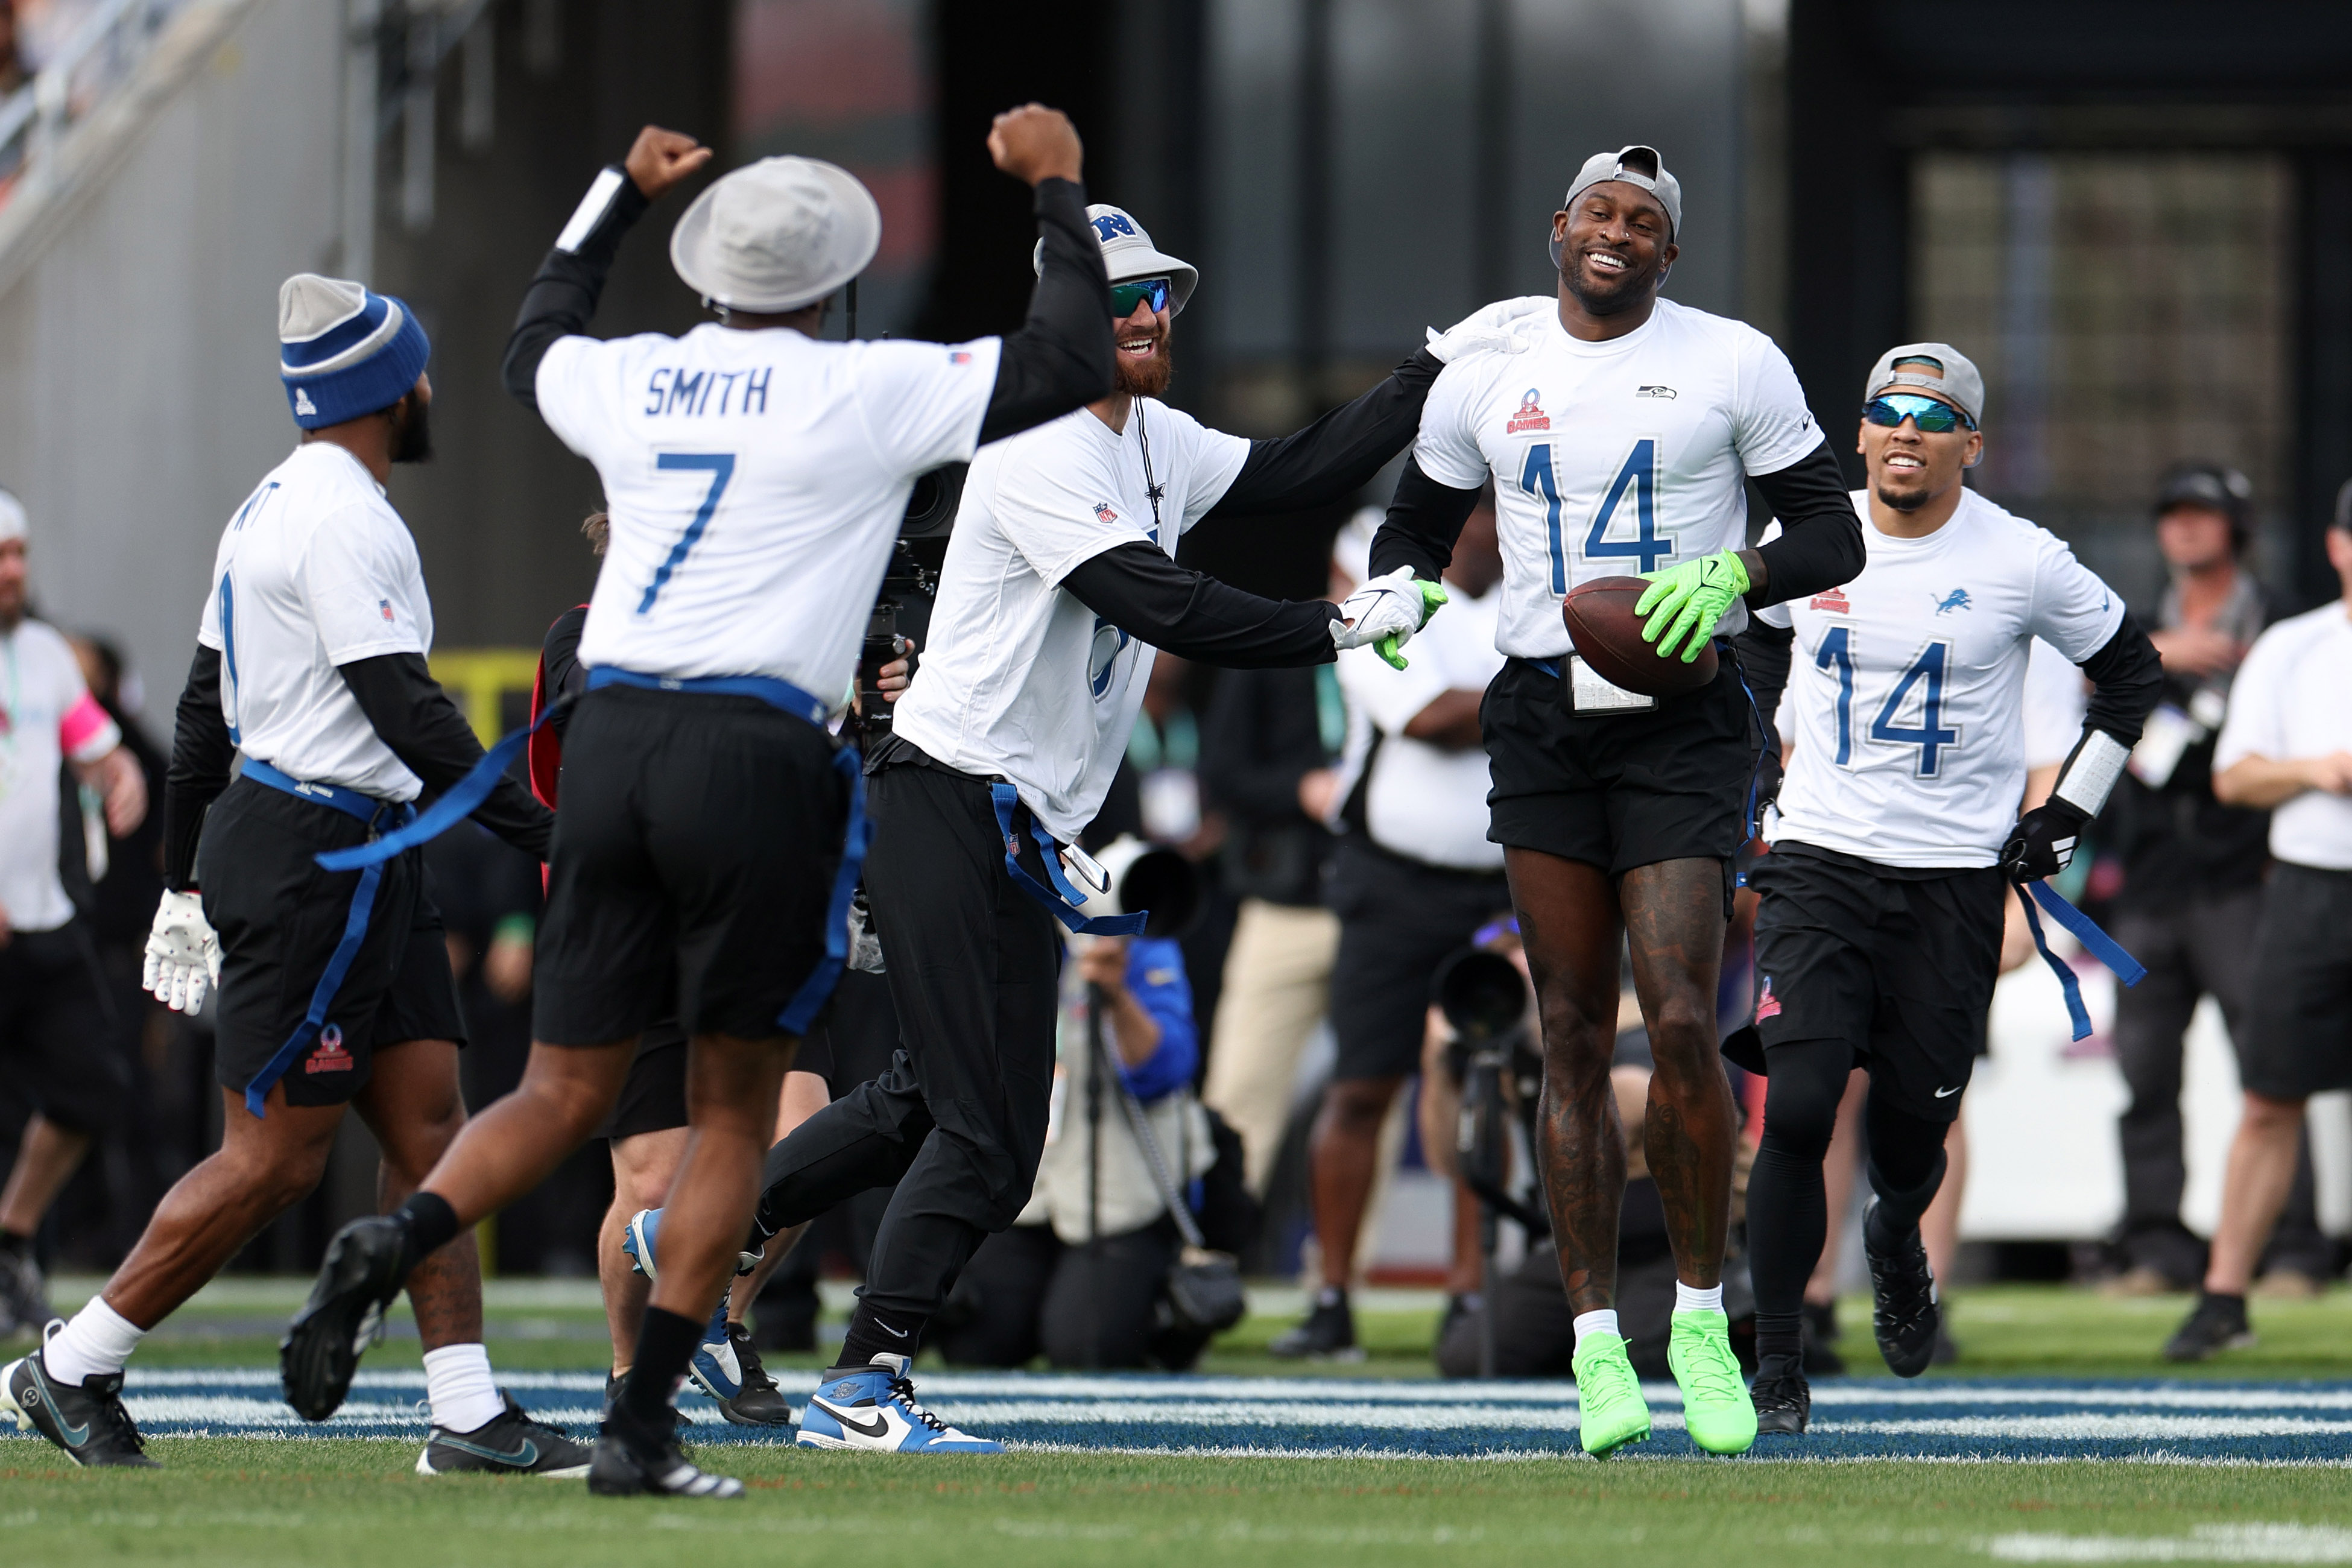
[1863,393,1975,433]
[1109,276,1172,317]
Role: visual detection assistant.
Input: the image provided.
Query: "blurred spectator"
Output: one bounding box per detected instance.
[1197,557,1349,1197]
[2094,464,2305,1294]
[0,2,28,98]
[941,933,1244,1370]
[1272,486,1508,1360]
[2164,488,2352,1359]
[0,492,145,1329]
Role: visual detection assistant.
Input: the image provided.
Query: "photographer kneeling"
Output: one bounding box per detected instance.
[940,929,1242,1371]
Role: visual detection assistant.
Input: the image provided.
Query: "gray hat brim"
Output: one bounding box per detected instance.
[1031,236,1199,314]
[669,160,882,314]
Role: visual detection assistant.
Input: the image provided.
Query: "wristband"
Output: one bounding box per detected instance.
[555,166,632,254]
[2052,728,2130,818]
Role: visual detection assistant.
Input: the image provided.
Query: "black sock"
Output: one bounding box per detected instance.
[394,1191,461,1256]
[1754,1310,1803,1366]
[835,1300,926,1372]
[621,1307,701,1432]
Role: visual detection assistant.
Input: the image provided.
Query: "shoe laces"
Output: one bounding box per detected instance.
[885,1376,952,1436]
[1871,1229,1938,1330]
[732,1330,777,1395]
[1677,1332,1745,1404]
[1749,1369,1806,1412]
[96,1387,147,1456]
[1579,1346,1641,1406]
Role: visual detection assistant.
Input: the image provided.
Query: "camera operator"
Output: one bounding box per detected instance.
[757,205,1546,1452]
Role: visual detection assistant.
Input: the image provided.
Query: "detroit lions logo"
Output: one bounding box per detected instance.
[1088,616,1131,700]
[1933,589,1973,615]
[1092,213,1138,242]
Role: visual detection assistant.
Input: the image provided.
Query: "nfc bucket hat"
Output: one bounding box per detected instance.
[1032,204,1198,314]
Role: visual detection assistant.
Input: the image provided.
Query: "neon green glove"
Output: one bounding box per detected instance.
[1376,578,1450,670]
[1332,569,1449,670]
[1635,550,1750,663]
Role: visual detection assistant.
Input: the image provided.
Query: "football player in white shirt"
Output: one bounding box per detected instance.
[2163,491,2352,1364]
[750,206,1526,1452]
[1731,343,2160,1435]
[8,277,574,1476]
[285,110,1118,1495]
[1368,145,1865,1457]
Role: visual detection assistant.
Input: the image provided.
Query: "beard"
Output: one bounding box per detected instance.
[389,392,434,465]
[1112,333,1175,399]
[1560,253,1658,318]
[1874,478,1930,513]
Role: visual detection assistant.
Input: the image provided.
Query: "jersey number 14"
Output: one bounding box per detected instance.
[1815,628,1961,776]
[1522,439,1673,592]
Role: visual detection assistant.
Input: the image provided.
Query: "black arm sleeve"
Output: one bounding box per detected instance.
[1731,619,1796,753]
[1204,350,1446,520]
[1061,542,1340,669]
[2077,610,2165,746]
[1367,458,1483,582]
[1747,442,1864,607]
[338,654,556,860]
[975,178,1114,446]
[539,607,590,741]
[162,644,235,892]
[501,168,653,409]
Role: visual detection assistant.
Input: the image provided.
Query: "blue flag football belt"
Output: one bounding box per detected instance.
[2016,879,2147,1042]
[253,669,862,1110]
[988,782,1148,937]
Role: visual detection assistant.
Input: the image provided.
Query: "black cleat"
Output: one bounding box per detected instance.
[1750,1353,1810,1435]
[587,1406,743,1499]
[1268,1294,1361,1362]
[605,1371,692,1435]
[1863,1200,1940,1379]
[2164,1291,2256,1363]
[0,1248,52,1339]
[282,1215,417,1421]
[418,1389,593,1478]
[710,1323,794,1428]
[2,1327,160,1467]
[1801,1299,1847,1377]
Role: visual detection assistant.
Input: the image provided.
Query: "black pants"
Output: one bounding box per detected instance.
[0,922,124,1135]
[937,1219,1183,1371]
[754,757,1063,1324]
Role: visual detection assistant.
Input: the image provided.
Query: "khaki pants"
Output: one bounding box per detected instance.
[1201,898,1340,1195]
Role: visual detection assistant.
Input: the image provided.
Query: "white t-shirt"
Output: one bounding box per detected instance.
[1338,580,1504,870]
[1759,489,2123,868]
[0,619,120,932]
[891,399,1251,842]
[1411,297,1824,660]
[537,323,1002,700]
[2214,601,2352,871]
[2022,636,2088,772]
[198,443,432,801]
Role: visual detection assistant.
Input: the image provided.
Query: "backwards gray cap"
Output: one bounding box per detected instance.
[1864,342,1985,428]
[1561,145,1682,238]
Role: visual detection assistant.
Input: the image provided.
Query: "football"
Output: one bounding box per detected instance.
[1563,575,1721,697]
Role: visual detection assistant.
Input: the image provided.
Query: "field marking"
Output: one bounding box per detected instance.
[1985,1524,2352,1562]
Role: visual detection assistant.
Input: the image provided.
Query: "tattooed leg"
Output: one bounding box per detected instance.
[358,1039,484,1349]
[1620,859,1736,1289]
[1506,848,1630,1317]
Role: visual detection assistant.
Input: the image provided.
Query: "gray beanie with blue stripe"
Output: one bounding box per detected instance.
[278,274,431,429]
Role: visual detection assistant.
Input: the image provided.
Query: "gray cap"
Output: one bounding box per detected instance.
[1562,145,1682,238]
[669,156,881,314]
[1864,343,1985,428]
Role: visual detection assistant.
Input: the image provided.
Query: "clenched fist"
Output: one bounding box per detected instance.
[624,125,715,202]
[988,104,1084,188]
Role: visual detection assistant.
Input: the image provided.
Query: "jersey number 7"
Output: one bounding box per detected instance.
[1521,440,1672,594]
[637,452,737,615]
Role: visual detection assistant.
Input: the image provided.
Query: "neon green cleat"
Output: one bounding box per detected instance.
[1569,1331,1651,1457]
[1669,1309,1758,1455]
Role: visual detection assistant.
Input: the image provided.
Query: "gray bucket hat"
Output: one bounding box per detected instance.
[1032,203,1198,314]
[669,156,881,314]
[1864,343,1985,428]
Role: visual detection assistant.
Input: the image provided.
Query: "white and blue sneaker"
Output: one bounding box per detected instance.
[797,1353,1001,1453]
[621,1208,764,1412]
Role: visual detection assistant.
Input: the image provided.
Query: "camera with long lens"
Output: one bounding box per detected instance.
[856,462,967,742]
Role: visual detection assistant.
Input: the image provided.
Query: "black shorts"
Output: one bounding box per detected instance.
[200,777,466,1110]
[604,1020,689,1142]
[2238,863,2352,1099]
[1748,844,2003,1122]
[534,684,850,1046]
[0,921,126,1133]
[1481,656,1758,877]
[1327,838,1512,1081]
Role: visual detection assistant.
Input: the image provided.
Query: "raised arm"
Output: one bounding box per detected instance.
[973,106,1113,444]
[1202,350,1444,520]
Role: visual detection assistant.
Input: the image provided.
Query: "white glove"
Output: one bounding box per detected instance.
[144,889,222,1014]
[1424,295,1552,362]
[1331,567,1448,670]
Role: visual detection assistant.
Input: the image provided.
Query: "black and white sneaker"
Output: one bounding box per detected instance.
[1749,1353,1810,1436]
[282,1215,417,1421]
[417,1390,593,1478]
[709,1324,794,1428]
[2164,1291,2256,1363]
[1268,1292,1361,1362]
[587,1406,742,1499]
[1862,1200,1939,1379]
[0,1247,52,1339]
[1,1326,159,1467]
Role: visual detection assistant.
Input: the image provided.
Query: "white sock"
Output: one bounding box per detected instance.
[422,1343,504,1434]
[42,1297,147,1385]
[1571,1309,1621,1342]
[1675,1280,1725,1315]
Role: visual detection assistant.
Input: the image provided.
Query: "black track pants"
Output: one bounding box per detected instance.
[754,758,1063,1323]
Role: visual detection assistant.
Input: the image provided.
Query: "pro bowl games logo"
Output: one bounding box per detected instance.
[1089,616,1131,701]
[306,1023,355,1074]
[1506,388,1550,434]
